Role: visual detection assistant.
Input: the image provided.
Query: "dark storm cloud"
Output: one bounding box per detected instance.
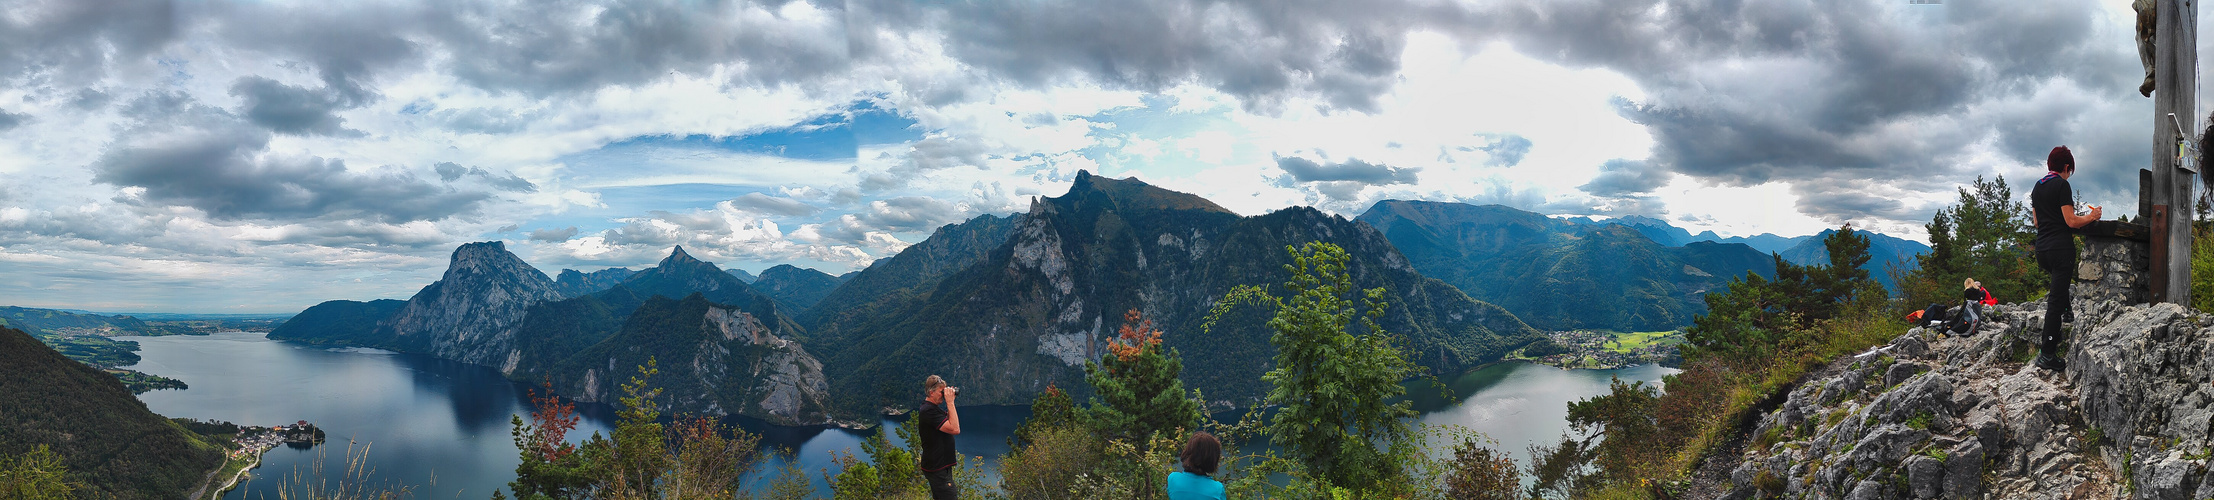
[731,192,818,216]
[529,226,581,242]
[1451,0,2142,216]
[229,76,364,137]
[0,109,26,131]
[88,92,492,223]
[420,0,851,95]
[1790,180,1921,223]
[202,2,421,105]
[1276,156,1419,185]
[0,0,178,83]
[855,0,1414,113]
[1580,159,1670,197]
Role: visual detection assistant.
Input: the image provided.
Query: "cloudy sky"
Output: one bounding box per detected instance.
[0,0,2179,313]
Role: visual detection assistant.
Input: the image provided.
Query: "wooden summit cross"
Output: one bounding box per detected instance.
[2143,0,2199,305]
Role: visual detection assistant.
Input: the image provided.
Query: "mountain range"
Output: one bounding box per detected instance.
[1358,201,1777,332]
[266,171,1931,425]
[799,172,1540,415]
[1559,214,1931,291]
[271,171,1542,423]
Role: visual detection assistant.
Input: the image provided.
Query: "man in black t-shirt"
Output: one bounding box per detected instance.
[917,375,961,499]
[2029,146,2102,372]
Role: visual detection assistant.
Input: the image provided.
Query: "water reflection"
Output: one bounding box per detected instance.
[122,333,1672,498]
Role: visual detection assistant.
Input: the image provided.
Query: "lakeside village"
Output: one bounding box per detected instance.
[1508,329,1686,369]
[194,420,326,499]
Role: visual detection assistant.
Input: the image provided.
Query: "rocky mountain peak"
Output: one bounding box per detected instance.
[1712,242,2214,499]
[662,245,703,266]
[378,241,563,366]
[1055,169,1234,215]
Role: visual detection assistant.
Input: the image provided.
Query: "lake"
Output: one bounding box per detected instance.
[119,332,1675,498]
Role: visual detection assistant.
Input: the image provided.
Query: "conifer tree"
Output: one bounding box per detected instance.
[1010,383,1078,449]
[1083,309,1203,443]
[1255,242,1419,491]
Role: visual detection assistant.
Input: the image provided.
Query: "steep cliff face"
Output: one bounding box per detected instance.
[1717,296,2214,498]
[530,295,833,426]
[552,267,637,298]
[378,242,564,365]
[816,171,1541,416]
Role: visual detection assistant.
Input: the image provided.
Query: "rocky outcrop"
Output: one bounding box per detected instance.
[1722,274,2214,499]
[378,242,564,365]
[541,295,833,426]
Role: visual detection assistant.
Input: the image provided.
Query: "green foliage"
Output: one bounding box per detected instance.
[266,299,407,346]
[1443,437,1520,500]
[602,359,671,498]
[1905,411,1934,430]
[1082,309,1204,444]
[2192,223,2214,313]
[1009,384,1077,450]
[1519,338,1570,358]
[1687,226,1882,365]
[1253,242,1421,492]
[761,461,816,500]
[508,358,768,500]
[1566,379,1664,486]
[823,416,926,499]
[111,369,188,394]
[998,424,1104,499]
[0,326,224,500]
[0,445,75,499]
[1897,176,2040,316]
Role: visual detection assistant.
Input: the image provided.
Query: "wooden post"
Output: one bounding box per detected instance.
[2152,0,2196,305]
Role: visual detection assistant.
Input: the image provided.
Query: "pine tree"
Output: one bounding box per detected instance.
[1256,242,1419,491]
[1083,309,1203,443]
[1900,176,2040,313]
[1010,383,1078,449]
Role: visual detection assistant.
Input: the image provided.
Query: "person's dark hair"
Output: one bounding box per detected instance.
[2049,146,2075,173]
[1180,432,1221,475]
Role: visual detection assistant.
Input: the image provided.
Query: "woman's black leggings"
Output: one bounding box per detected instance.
[2037,247,2075,353]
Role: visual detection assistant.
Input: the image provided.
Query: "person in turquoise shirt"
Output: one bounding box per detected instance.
[1166,432,1225,500]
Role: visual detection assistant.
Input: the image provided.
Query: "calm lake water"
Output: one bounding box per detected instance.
[120,332,1674,498]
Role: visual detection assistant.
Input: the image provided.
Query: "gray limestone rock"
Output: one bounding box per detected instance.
[1906,454,1944,498]
[1886,361,1929,388]
[1943,438,1984,499]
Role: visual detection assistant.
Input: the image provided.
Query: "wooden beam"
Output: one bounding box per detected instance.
[2152,0,2196,305]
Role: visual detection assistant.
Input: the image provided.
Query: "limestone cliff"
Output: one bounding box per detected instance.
[1714,240,2214,499]
[530,294,834,426]
[378,242,564,365]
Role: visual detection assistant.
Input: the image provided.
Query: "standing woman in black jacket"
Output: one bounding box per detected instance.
[2029,146,2102,371]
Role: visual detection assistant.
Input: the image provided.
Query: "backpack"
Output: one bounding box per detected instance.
[1920,303,1948,329]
